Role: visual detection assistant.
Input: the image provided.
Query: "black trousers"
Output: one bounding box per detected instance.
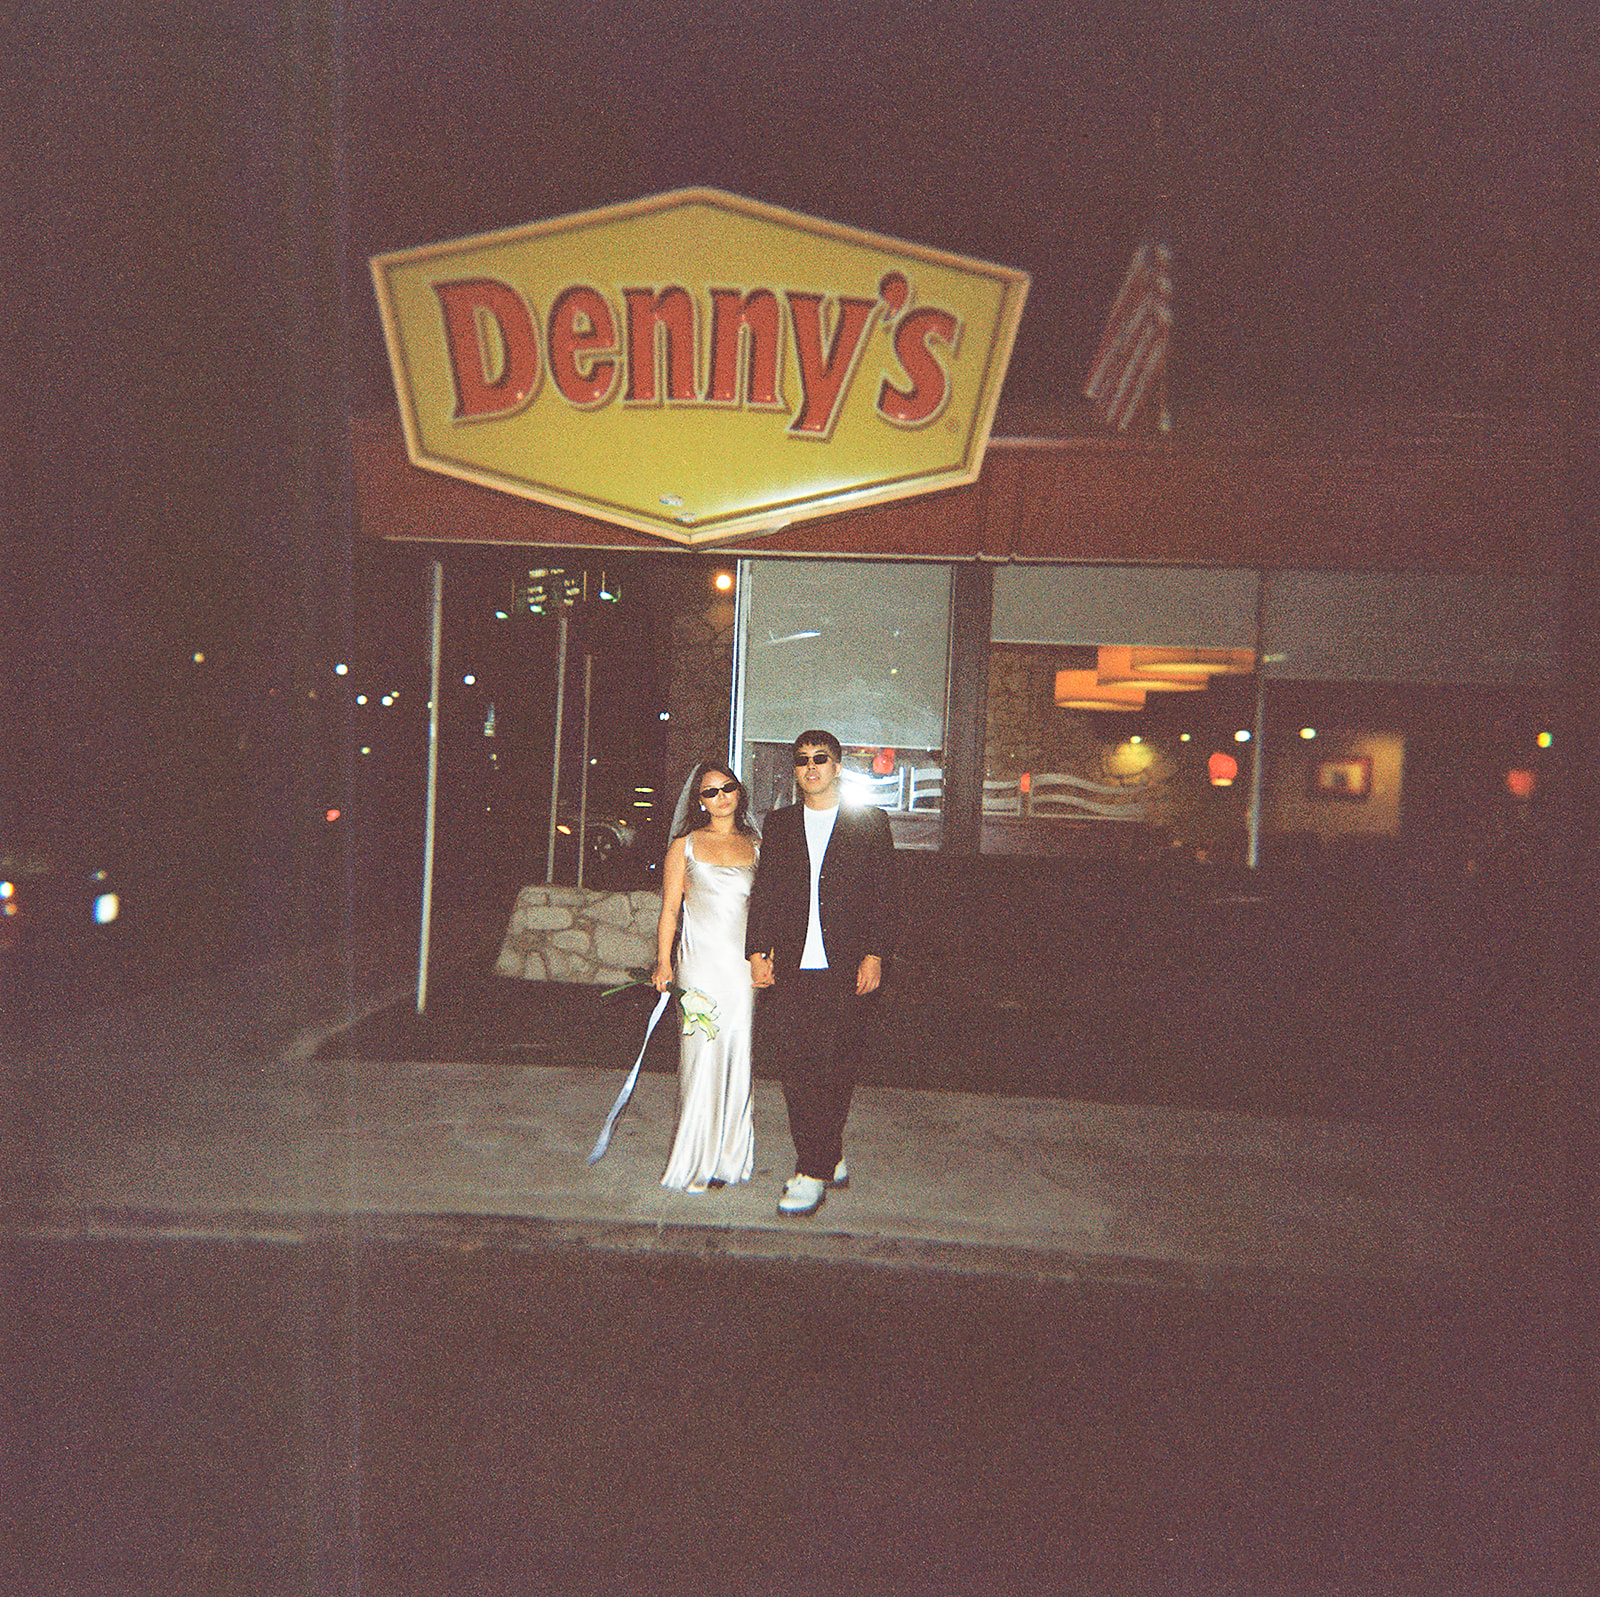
[758,968,870,1180]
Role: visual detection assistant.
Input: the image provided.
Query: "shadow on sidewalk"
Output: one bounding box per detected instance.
[315,945,1553,1130]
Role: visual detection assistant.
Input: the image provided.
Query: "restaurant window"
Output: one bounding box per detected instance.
[734,557,952,846]
[401,549,681,900]
[979,562,1561,871]
[984,565,1259,862]
[1256,568,1560,877]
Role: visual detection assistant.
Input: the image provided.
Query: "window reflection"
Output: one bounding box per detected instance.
[736,558,951,846]
[982,642,1259,862]
[741,740,946,848]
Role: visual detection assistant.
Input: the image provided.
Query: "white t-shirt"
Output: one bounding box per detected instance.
[799,802,838,969]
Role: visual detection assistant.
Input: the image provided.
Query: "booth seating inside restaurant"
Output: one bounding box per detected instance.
[851,763,1147,823]
[906,766,943,810]
[1026,771,1150,822]
[981,776,1021,815]
[843,758,1156,858]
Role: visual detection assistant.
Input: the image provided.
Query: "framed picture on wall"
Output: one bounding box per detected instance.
[1310,755,1372,801]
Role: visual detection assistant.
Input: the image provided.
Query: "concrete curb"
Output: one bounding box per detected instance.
[4,1203,1549,1307]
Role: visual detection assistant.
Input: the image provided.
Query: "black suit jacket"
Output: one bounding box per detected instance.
[745,802,902,978]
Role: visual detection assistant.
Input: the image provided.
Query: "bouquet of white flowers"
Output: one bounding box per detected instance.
[678,987,720,1041]
[601,970,721,1041]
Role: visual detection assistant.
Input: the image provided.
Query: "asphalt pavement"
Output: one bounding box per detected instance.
[4,923,1586,1597]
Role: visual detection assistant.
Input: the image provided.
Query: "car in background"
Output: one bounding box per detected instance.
[484,802,662,890]
[0,847,125,956]
[1,843,135,1029]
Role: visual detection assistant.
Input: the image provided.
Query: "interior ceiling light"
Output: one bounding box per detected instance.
[1127,647,1256,678]
[1053,670,1146,710]
[1094,645,1206,691]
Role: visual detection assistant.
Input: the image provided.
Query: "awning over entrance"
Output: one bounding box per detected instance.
[351,407,1565,571]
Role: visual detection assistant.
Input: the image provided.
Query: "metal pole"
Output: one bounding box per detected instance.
[545,608,568,883]
[417,560,444,1014]
[729,560,750,775]
[577,651,592,888]
[1246,569,1267,869]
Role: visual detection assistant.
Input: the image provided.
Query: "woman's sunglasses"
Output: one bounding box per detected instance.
[700,781,740,798]
[793,752,833,766]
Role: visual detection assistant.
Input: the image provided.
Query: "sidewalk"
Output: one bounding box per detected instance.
[5,931,1569,1298]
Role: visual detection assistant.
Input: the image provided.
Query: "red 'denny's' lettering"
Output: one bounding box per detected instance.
[878,306,961,427]
[623,287,698,404]
[706,289,784,408]
[548,286,620,408]
[434,279,541,421]
[785,291,879,438]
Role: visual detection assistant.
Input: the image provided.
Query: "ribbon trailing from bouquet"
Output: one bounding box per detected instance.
[586,987,672,1165]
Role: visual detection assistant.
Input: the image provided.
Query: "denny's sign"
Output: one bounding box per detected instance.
[370,189,1028,545]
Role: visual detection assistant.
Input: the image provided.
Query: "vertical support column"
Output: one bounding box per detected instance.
[545,609,569,883]
[577,651,593,888]
[1556,30,1599,1588]
[942,560,994,856]
[729,560,751,775]
[1246,569,1268,869]
[416,560,444,1015]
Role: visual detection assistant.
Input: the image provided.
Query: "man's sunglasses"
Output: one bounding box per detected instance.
[793,752,833,767]
[700,781,740,798]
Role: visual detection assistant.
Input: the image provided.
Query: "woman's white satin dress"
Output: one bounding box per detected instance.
[660,834,756,1190]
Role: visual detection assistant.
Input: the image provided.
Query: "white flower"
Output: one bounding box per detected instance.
[679,988,720,1041]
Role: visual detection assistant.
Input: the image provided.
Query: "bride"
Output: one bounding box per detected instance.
[652,761,759,1191]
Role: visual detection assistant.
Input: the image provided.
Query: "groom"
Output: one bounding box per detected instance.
[747,730,901,1218]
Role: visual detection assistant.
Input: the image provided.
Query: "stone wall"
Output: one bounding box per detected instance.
[985,646,1099,777]
[495,884,662,984]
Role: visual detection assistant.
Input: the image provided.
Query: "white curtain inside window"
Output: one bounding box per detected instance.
[1261,569,1560,685]
[992,562,1558,686]
[992,564,1258,648]
[737,558,952,749]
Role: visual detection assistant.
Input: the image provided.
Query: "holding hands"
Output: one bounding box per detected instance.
[748,951,879,993]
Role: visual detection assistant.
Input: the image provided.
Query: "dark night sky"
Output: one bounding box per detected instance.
[342,0,1574,414]
[6,0,1585,907]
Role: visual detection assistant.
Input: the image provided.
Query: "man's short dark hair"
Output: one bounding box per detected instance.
[792,730,842,761]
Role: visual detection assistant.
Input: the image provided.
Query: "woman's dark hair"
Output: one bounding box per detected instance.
[678,761,757,838]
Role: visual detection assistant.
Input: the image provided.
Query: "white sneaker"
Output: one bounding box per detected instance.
[777,1173,826,1218]
[827,1160,849,1191]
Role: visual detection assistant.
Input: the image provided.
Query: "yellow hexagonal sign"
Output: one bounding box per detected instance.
[370,189,1028,545]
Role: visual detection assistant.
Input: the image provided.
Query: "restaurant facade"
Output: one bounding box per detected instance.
[353,404,1563,863]
[358,191,1569,988]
